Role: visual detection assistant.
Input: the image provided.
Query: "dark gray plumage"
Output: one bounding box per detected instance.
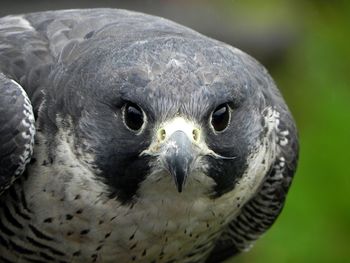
[0,73,35,195]
[0,9,298,263]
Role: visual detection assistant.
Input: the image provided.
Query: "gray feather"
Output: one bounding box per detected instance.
[0,73,35,195]
[0,9,298,263]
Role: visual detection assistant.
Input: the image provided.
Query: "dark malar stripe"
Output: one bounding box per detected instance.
[2,205,23,229]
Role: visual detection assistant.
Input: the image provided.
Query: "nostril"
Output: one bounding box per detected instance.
[192,129,200,142]
[158,128,166,142]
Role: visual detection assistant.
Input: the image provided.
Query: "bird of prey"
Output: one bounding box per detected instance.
[0,8,298,263]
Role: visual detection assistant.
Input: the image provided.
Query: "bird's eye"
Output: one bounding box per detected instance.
[211,103,230,132]
[123,102,144,131]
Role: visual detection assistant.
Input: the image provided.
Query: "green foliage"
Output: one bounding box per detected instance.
[222,1,350,262]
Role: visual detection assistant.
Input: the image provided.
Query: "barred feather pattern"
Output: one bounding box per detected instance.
[207,106,296,262]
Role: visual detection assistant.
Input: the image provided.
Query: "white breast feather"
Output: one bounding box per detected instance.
[20,107,280,262]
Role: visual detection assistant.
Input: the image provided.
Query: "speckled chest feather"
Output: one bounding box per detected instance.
[0,111,276,263]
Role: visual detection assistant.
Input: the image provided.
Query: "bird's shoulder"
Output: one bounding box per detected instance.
[0,73,35,196]
[207,100,298,262]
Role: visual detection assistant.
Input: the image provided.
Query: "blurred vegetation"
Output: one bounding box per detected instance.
[218,1,350,262]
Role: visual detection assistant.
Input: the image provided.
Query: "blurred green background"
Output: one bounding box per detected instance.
[2,0,349,262]
[221,1,350,262]
[222,1,350,262]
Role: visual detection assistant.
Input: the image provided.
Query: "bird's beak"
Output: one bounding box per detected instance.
[142,117,201,192]
[141,117,234,192]
[162,130,195,192]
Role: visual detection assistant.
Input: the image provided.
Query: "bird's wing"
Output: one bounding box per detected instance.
[0,12,56,195]
[0,11,82,195]
[207,93,299,262]
[0,9,147,194]
[0,73,35,195]
[0,8,197,195]
[0,13,55,114]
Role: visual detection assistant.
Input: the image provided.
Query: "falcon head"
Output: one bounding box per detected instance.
[41,30,277,204]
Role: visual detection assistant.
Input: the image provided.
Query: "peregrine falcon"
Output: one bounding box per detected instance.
[0,9,299,263]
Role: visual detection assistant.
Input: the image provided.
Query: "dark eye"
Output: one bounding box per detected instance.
[211,103,230,132]
[123,102,144,131]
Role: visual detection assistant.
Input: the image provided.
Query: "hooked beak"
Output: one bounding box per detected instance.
[140,117,235,193]
[163,130,195,192]
[141,117,222,193]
